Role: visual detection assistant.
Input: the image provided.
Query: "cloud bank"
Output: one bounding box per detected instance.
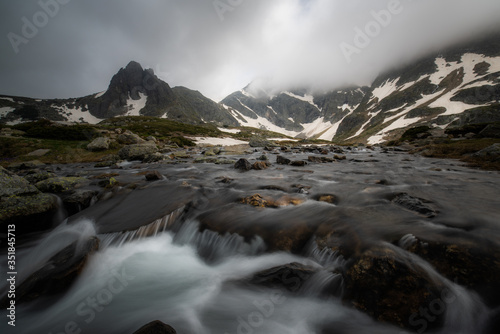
[1,0,500,102]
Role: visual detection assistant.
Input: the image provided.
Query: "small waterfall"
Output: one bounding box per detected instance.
[305,239,346,269]
[299,270,344,298]
[98,207,185,248]
[52,194,68,225]
[172,220,266,263]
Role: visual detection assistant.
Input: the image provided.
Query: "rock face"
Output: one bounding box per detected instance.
[119,143,158,161]
[132,320,177,334]
[343,245,446,330]
[0,167,58,233]
[87,137,111,151]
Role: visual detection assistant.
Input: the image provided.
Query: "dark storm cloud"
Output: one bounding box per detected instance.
[1,0,500,102]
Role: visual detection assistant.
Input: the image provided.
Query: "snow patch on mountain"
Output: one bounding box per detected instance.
[0,107,15,118]
[0,97,15,103]
[51,104,104,124]
[231,108,300,137]
[284,92,321,110]
[125,92,147,116]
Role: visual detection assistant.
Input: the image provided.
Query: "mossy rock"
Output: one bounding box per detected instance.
[0,166,38,197]
[35,177,88,193]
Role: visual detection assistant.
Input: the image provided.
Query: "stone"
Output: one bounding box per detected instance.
[61,190,98,216]
[119,143,158,161]
[117,130,146,144]
[246,262,318,292]
[391,193,436,218]
[35,177,88,194]
[145,171,163,181]
[290,160,307,167]
[343,245,446,330]
[308,156,323,163]
[473,143,500,161]
[132,320,177,334]
[333,154,347,160]
[0,166,38,197]
[234,158,252,171]
[252,161,269,170]
[478,124,500,138]
[142,152,165,163]
[26,149,51,157]
[277,155,291,165]
[87,137,111,151]
[249,137,275,148]
[314,194,338,205]
[24,170,56,184]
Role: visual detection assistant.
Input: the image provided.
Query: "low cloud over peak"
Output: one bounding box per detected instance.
[1,0,500,102]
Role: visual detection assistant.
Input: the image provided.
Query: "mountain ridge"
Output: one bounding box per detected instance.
[1,32,500,144]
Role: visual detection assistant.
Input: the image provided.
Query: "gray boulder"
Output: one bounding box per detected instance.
[473,143,500,161]
[117,130,146,145]
[87,137,111,151]
[35,177,89,194]
[0,167,58,233]
[119,143,158,161]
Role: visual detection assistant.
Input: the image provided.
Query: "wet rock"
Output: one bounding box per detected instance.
[117,130,146,144]
[35,177,88,194]
[171,150,190,159]
[277,155,291,165]
[257,154,269,161]
[132,320,177,334]
[119,143,158,161]
[246,262,318,292]
[313,194,338,205]
[146,136,157,143]
[1,237,99,307]
[234,158,252,171]
[94,161,115,168]
[24,170,56,184]
[343,244,446,330]
[145,170,163,181]
[142,152,165,163]
[98,177,119,188]
[399,233,500,307]
[61,189,98,216]
[239,194,274,208]
[239,194,304,208]
[7,160,45,171]
[87,137,111,151]
[252,161,269,170]
[333,154,347,160]
[291,160,307,167]
[308,156,334,163]
[391,193,437,218]
[0,166,38,197]
[216,176,233,184]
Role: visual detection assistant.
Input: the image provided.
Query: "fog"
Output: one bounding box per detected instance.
[1,0,499,101]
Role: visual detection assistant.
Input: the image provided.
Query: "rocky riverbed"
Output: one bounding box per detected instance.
[1,144,500,334]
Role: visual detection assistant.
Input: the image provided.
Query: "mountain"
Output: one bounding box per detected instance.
[0,61,238,127]
[2,33,500,144]
[221,33,500,143]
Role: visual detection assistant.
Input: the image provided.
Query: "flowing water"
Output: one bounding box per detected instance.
[1,147,499,334]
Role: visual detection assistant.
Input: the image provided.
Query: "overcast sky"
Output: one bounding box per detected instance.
[1,0,500,102]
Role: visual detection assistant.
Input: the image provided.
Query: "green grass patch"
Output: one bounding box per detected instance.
[0,137,119,166]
